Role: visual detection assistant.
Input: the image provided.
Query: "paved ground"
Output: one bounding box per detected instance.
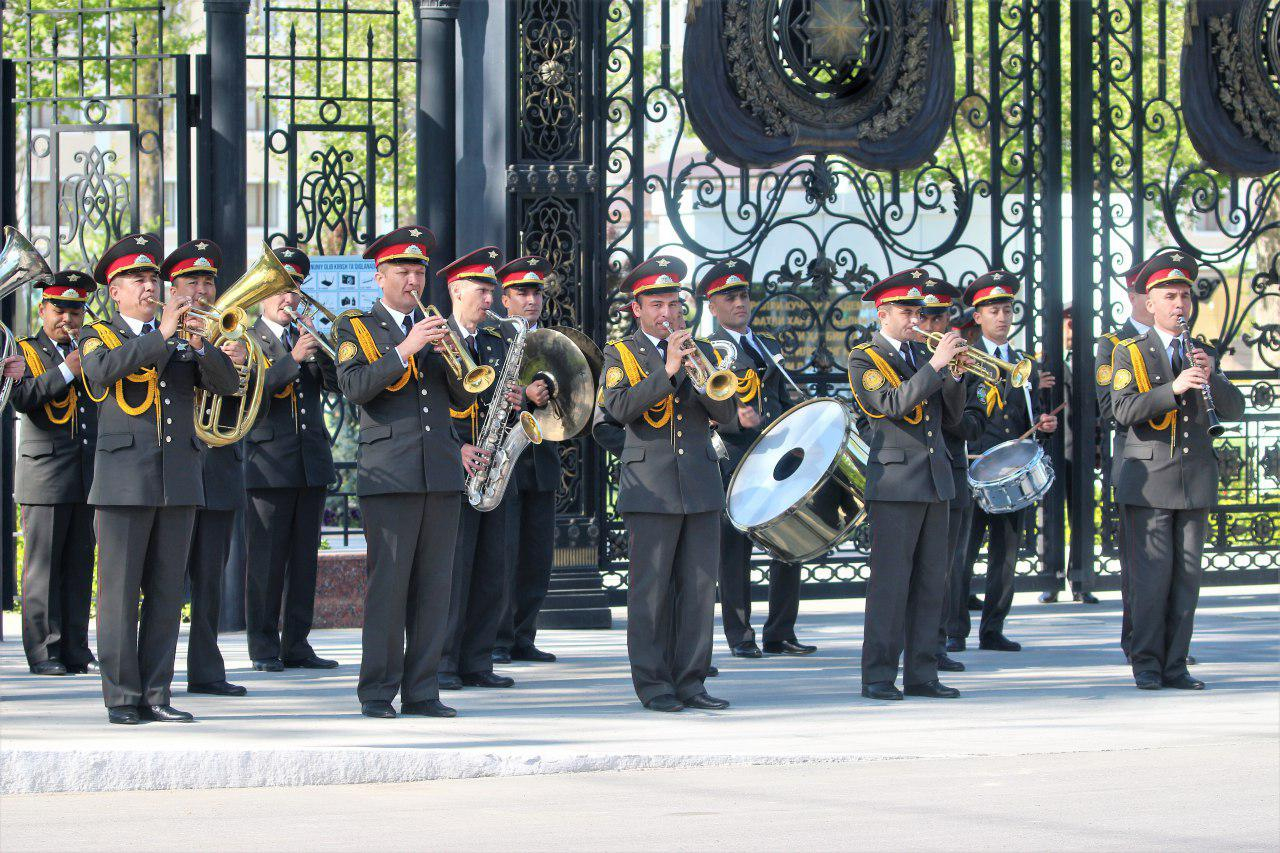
[1,587,1277,804]
[3,742,1276,851]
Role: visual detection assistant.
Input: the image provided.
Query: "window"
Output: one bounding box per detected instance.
[29,180,55,228]
[246,182,279,228]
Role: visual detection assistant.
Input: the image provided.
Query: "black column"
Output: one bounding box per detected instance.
[1,53,17,622]
[416,0,460,310]
[202,1,249,285]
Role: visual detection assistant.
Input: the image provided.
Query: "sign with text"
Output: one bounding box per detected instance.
[301,256,379,334]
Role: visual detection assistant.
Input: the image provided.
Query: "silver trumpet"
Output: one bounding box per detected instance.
[281,304,337,360]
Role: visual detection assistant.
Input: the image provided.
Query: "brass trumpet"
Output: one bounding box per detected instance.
[146,296,233,340]
[280,304,337,360]
[659,319,737,401]
[915,327,1034,388]
[411,292,495,393]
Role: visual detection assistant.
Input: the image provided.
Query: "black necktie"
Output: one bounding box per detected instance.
[1170,338,1185,374]
[141,321,155,336]
[467,334,479,361]
[402,316,414,339]
[742,334,767,369]
[283,324,296,350]
[900,342,915,370]
[658,339,669,361]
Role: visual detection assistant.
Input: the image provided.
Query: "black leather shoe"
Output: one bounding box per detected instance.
[460,672,515,688]
[31,660,68,675]
[283,654,339,669]
[188,680,247,697]
[1134,671,1162,690]
[1186,655,1198,666]
[510,645,557,663]
[1073,592,1101,604]
[644,694,684,712]
[439,673,463,690]
[763,639,817,655]
[731,641,763,658]
[707,665,719,677]
[66,659,100,674]
[1163,674,1205,690]
[861,681,903,701]
[979,633,1022,652]
[141,704,195,723]
[945,637,965,653]
[683,692,730,710]
[491,648,512,664]
[252,658,284,672]
[108,706,142,725]
[402,699,458,717]
[905,679,961,699]
[1038,591,1059,604]
[936,653,966,672]
[361,700,397,718]
[967,595,983,611]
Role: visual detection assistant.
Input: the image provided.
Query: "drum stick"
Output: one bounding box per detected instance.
[1017,400,1066,441]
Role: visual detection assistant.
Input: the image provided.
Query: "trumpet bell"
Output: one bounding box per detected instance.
[464,364,496,394]
[704,369,738,401]
[1009,358,1034,389]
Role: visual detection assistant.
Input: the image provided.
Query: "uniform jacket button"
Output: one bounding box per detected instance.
[677,448,684,455]
[165,436,172,443]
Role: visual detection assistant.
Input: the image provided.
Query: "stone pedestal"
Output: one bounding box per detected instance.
[313,551,367,629]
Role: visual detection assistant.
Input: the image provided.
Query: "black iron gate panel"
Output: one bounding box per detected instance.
[1082,1,1280,587]
[246,0,417,547]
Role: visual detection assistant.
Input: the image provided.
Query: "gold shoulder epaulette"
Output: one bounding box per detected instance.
[336,308,365,321]
[853,342,873,352]
[1116,334,1142,348]
[482,325,503,338]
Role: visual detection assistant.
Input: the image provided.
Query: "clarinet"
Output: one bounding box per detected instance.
[1175,315,1225,437]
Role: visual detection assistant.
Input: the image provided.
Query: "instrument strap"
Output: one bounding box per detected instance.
[349,316,416,392]
[850,344,923,425]
[87,323,160,441]
[614,340,673,429]
[18,338,76,429]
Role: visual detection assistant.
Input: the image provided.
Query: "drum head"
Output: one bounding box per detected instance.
[969,438,1042,484]
[727,398,848,528]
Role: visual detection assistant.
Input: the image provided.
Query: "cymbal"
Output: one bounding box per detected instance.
[548,326,603,384]
[521,328,597,441]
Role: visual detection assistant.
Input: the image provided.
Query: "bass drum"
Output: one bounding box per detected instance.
[726,398,868,564]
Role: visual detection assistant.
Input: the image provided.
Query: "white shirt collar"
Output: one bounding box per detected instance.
[1153,325,1179,351]
[451,314,477,341]
[643,330,664,350]
[982,335,1010,355]
[381,300,412,330]
[261,316,287,340]
[1129,318,1150,335]
[879,329,909,355]
[119,313,150,336]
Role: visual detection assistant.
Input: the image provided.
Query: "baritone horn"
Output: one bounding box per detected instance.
[0,227,54,410]
[193,244,296,447]
[915,327,1034,388]
[411,292,495,393]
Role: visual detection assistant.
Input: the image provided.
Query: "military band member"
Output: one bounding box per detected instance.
[10,271,100,676]
[848,270,967,700]
[699,259,814,659]
[440,247,529,689]
[1110,254,1244,690]
[601,256,737,712]
[916,279,969,673]
[946,272,1057,654]
[81,234,239,725]
[158,240,247,698]
[493,255,560,665]
[244,247,340,673]
[1094,257,1157,657]
[334,226,476,719]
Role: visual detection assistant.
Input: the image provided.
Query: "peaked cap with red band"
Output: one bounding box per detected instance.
[440,246,502,284]
[1131,248,1198,295]
[161,239,221,281]
[496,255,551,289]
[697,258,751,299]
[93,233,162,286]
[41,269,97,304]
[363,226,436,267]
[963,270,1020,307]
[863,268,931,307]
[920,278,962,315]
[273,246,311,283]
[1117,258,1145,289]
[623,255,687,297]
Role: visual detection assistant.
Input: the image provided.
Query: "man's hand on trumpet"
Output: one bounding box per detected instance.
[290,330,320,364]
[926,330,968,373]
[157,296,191,341]
[395,313,449,361]
[664,327,694,379]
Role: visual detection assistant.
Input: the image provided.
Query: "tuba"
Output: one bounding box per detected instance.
[0,227,54,411]
[192,245,296,447]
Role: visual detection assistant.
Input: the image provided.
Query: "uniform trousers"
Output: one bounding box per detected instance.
[186,508,233,684]
[718,520,801,646]
[442,498,511,677]
[496,486,556,653]
[951,505,1024,640]
[938,497,973,654]
[20,503,96,669]
[245,487,326,662]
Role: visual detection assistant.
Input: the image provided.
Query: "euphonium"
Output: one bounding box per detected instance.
[193,245,296,447]
[915,326,1034,387]
[660,319,737,401]
[0,227,54,410]
[411,293,495,393]
[466,311,543,511]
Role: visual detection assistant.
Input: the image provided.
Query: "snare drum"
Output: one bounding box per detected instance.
[968,438,1055,514]
[726,398,868,563]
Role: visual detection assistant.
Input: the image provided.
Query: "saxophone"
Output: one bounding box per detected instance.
[465,311,544,511]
